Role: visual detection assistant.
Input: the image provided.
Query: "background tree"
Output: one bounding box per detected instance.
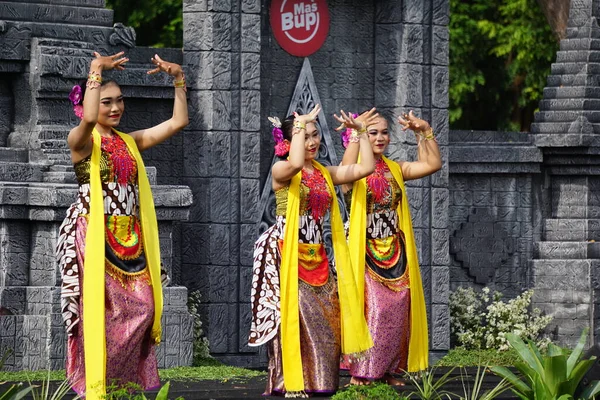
[449,0,560,131]
[105,0,182,48]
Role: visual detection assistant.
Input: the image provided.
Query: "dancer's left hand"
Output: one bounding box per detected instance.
[397,110,431,133]
[147,54,184,79]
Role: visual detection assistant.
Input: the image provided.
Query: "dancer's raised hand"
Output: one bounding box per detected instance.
[397,110,431,133]
[333,107,379,131]
[91,51,128,71]
[147,54,184,78]
[293,104,322,125]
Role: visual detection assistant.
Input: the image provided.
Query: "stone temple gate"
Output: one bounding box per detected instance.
[0,0,600,371]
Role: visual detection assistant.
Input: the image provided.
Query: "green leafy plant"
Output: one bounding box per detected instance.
[450,287,552,351]
[491,328,600,399]
[402,367,455,400]
[104,381,180,400]
[187,290,211,365]
[0,383,32,400]
[457,365,511,400]
[331,382,406,400]
[29,372,80,400]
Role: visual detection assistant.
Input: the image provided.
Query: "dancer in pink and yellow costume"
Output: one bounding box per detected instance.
[56,51,188,399]
[337,110,442,386]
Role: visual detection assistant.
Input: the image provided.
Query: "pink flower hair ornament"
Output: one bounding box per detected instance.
[340,112,359,148]
[69,85,84,119]
[268,116,290,157]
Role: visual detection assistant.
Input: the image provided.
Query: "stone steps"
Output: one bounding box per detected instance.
[534,110,600,123]
[543,86,600,99]
[546,74,600,88]
[538,98,600,111]
[551,61,600,75]
[0,147,28,163]
[0,2,114,27]
[543,218,600,241]
[530,259,590,290]
[534,241,600,259]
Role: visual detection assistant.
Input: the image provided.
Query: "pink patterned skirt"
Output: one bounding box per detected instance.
[349,270,411,379]
[67,216,159,395]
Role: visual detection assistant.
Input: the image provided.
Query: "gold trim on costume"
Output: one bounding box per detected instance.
[105,260,151,291]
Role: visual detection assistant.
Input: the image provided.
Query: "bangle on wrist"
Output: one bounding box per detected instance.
[174,73,187,92]
[86,71,102,89]
[293,121,306,130]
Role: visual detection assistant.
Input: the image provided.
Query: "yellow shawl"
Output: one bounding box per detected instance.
[84,128,163,399]
[348,156,428,372]
[280,160,373,394]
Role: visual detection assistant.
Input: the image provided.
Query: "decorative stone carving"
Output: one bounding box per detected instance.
[109,22,136,48]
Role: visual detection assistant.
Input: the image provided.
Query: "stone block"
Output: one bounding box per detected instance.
[431,66,449,108]
[241,53,260,90]
[432,25,449,66]
[189,90,232,131]
[375,0,402,23]
[241,14,260,53]
[431,188,449,229]
[430,304,449,350]
[210,223,230,266]
[184,12,231,51]
[240,179,260,223]
[241,90,260,131]
[185,51,232,90]
[240,224,257,267]
[241,0,260,13]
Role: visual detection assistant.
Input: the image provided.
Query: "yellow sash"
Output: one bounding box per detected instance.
[84,128,163,399]
[280,161,373,394]
[348,156,428,372]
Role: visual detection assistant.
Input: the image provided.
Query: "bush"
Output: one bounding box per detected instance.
[449,287,552,351]
[332,382,406,400]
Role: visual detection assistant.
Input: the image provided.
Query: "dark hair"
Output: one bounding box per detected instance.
[358,108,393,127]
[77,79,119,102]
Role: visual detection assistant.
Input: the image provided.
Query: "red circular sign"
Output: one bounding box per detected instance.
[270,0,330,57]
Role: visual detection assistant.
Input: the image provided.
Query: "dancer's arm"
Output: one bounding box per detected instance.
[397,111,442,180]
[327,108,378,185]
[129,55,189,151]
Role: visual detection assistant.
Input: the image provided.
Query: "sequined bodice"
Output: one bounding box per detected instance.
[74,134,138,186]
[275,169,333,218]
[71,134,139,217]
[367,174,402,214]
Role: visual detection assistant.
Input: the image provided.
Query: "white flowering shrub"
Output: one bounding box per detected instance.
[449,287,553,351]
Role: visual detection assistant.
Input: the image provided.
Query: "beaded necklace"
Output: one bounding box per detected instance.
[367,157,391,204]
[301,167,331,220]
[100,133,137,185]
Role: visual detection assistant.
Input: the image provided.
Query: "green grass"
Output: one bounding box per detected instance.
[0,358,265,383]
[435,347,521,367]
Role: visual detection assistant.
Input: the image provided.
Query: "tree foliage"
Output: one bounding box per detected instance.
[449,0,559,131]
[105,0,182,48]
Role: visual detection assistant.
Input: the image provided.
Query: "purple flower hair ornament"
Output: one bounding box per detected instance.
[268,116,290,157]
[69,85,84,119]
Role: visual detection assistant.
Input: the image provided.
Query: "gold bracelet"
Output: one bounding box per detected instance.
[293,121,306,130]
[422,127,435,140]
[356,123,367,135]
[86,71,102,89]
[174,74,187,92]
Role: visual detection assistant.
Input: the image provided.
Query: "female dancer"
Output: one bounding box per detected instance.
[56,51,188,399]
[337,110,442,385]
[249,106,377,397]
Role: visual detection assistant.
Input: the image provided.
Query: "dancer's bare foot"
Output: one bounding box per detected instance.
[350,376,371,386]
[383,374,405,386]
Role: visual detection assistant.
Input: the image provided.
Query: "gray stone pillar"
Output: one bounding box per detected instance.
[183,0,264,367]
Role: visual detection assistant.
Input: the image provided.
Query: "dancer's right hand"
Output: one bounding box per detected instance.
[293,104,322,125]
[90,51,129,71]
